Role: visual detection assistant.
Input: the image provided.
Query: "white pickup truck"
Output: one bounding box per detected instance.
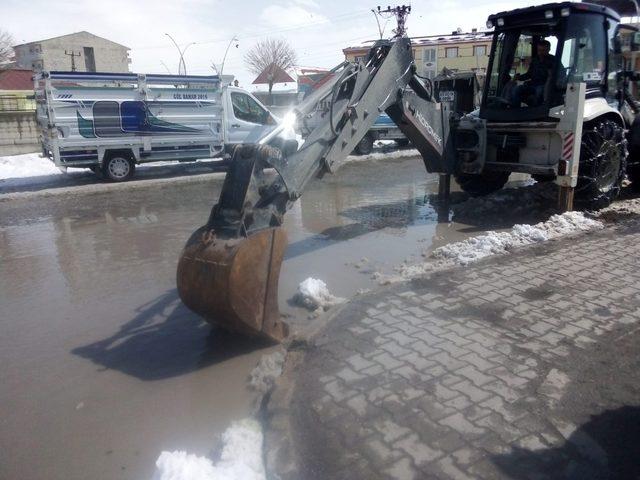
[34,71,277,181]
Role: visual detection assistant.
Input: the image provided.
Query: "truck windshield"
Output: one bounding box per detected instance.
[485,28,560,110]
[484,13,608,115]
[557,13,607,91]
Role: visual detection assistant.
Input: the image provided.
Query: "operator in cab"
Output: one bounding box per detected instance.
[510,39,555,107]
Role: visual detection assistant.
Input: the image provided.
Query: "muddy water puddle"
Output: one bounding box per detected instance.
[0,155,529,480]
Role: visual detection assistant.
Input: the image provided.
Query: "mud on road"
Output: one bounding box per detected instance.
[0,154,557,480]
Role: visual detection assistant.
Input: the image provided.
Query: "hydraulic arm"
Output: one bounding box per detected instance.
[177,35,454,341]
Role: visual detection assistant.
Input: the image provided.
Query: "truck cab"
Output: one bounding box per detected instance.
[223,86,279,146]
[452,1,640,207]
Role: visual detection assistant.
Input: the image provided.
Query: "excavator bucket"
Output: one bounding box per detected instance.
[176,225,289,342]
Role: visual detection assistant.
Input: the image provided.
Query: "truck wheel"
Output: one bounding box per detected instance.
[395,138,410,148]
[102,154,135,182]
[355,133,374,155]
[575,120,626,209]
[454,171,510,196]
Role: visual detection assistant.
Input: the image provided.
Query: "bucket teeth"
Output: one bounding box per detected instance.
[177,226,289,342]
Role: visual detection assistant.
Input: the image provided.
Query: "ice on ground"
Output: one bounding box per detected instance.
[249,350,285,394]
[0,153,61,179]
[152,418,265,480]
[394,212,603,279]
[345,147,419,163]
[0,152,84,188]
[293,277,345,311]
[432,211,602,265]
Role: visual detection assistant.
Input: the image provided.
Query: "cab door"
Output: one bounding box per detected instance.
[226,89,277,144]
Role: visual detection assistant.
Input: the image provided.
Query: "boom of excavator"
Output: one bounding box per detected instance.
[176,1,635,341]
[175,33,459,341]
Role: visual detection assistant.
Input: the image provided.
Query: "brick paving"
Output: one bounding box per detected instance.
[266,220,640,479]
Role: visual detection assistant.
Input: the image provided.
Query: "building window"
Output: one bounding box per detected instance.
[445,47,458,58]
[473,45,487,56]
[424,48,436,62]
[84,47,96,72]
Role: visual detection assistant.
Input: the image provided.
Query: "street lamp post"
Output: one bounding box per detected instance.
[219,35,239,77]
[165,33,195,75]
[181,42,196,75]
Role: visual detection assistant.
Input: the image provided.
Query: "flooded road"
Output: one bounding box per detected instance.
[0,155,525,480]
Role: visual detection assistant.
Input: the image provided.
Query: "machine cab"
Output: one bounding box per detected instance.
[480,2,621,122]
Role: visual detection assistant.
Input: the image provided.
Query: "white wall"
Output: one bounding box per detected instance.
[15,32,131,73]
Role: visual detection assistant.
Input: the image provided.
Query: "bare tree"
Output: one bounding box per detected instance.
[0,30,15,67]
[245,38,297,101]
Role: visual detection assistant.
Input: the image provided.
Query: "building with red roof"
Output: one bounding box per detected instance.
[0,69,33,90]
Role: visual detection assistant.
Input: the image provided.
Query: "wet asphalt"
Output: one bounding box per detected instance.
[0,154,520,480]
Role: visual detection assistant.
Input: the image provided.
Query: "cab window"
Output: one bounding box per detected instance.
[557,13,607,90]
[231,92,268,124]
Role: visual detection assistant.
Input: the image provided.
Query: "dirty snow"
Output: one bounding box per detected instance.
[0,153,86,188]
[293,277,345,311]
[345,146,419,163]
[152,418,265,480]
[598,196,640,217]
[0,153,61,178]
[391,211,603,279]
[248,350,285,394]
[432,211,602,265]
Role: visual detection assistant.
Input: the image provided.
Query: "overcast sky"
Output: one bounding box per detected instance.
[4,0,537,89]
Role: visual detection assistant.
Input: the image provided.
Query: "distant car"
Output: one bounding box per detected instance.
[353,113,410,155]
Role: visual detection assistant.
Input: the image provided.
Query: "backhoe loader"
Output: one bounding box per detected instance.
[177,2,640,342]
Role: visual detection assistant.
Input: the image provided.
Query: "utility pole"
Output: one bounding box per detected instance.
[376,5,411,37]
[64,50,81,72]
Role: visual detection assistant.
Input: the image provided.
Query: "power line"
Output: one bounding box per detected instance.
[132,8,369,51]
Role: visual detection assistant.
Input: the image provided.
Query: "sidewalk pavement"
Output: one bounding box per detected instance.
[265,218,640,480]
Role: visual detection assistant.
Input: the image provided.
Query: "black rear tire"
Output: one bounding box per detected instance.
[454,171,510,196]
[395,138,410,148]
[354,133,374,155]
[102,153,136,182]
[575,120,626,209]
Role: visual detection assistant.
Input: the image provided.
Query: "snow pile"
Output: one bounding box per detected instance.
[432,211,602,265]
[152,418,265,480]
[293,277,345,311]
[598,197,640,218]
[248,350,285,394]
[0,153,61,179]
[391,212,602,280]
[346,147,419,163]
